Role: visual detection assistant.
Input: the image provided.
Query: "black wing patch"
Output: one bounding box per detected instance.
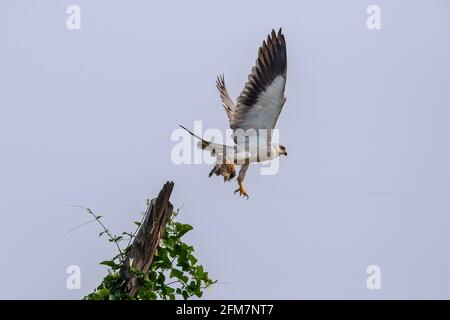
[234,28,287,115]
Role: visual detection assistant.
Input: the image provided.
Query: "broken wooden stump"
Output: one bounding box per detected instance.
[119,181,174,297]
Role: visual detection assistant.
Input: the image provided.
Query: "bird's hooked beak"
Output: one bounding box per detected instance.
[283,150,288,156]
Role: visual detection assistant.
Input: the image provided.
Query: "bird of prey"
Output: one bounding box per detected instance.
[181,28,288,199]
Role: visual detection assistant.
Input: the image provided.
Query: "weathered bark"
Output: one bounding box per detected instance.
[120,181,174,297]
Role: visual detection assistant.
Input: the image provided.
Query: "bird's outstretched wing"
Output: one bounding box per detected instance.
[216,74,235,127]
[231,29,287,134]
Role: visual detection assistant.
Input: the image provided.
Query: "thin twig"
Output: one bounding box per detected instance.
[63,217,98,239]
[166,280,180,286]
[69,204,124,259]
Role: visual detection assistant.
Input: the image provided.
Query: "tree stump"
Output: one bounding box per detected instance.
[119,181,174,297]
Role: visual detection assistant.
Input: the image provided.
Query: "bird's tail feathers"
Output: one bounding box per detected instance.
[179,125,212,150]
[179,125,202,141]
[178,126,236,182]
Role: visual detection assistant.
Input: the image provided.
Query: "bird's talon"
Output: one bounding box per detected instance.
[234,186,249,199]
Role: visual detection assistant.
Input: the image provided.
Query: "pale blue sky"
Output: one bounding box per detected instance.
[1,0,450,299]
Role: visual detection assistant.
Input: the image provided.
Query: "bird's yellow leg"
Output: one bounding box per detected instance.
[234,180,249,199]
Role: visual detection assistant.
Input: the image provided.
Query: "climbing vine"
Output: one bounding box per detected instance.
[82,202,215,300]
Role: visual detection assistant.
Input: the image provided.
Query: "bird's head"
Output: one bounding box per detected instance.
[278,144,288,156]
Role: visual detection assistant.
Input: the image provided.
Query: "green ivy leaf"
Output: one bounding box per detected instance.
[176,223,193,238]
[196,265,204,279]
[100,260,117,268]
[96,287,110,299]
[188,255,198,265]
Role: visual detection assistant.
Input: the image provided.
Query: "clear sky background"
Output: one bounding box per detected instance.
[1,0,450,299]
